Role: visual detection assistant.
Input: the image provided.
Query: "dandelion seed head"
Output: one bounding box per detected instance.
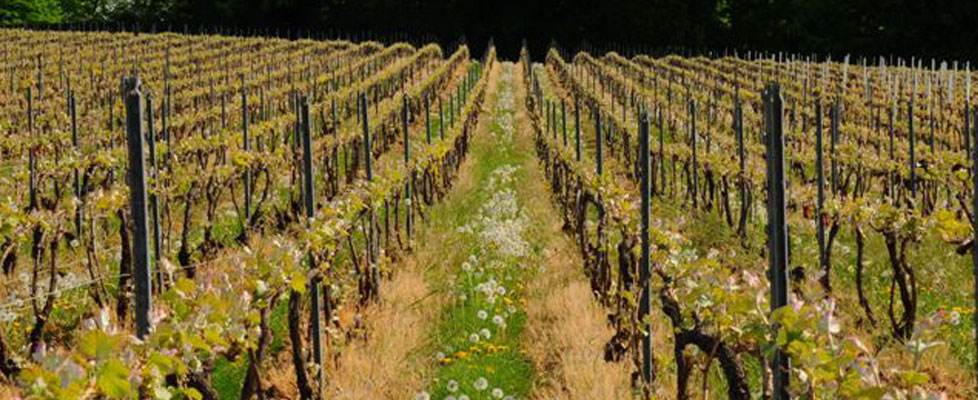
[474,377,488,391]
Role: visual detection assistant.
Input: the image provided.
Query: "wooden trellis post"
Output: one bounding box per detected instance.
[816,100,826,291]
[972,103,978,392]
[691,99,698,209]
[562,100,568,147]
[909,99,916,200]
[764,83,790,400]
[638,109,655,389]
[889,103,896,200]
[403,95,412,245]
[28,88,36,210]
[735,96,745,235]
[299,95,324,389]
[575,98,581,161]
[241,76,252,223]
[658,104,666,197]
[124,75,152,339]
[830,99,839,194]
[363,93,372,180]
[596,109,603,175]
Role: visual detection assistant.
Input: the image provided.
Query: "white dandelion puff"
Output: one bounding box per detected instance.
[474,377,489,391]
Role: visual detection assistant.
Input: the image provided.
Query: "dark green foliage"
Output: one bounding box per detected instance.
[0,0,63,26]
[3,1,978,60]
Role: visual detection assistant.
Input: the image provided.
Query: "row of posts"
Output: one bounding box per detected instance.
[121,65,476,390]
[109,54,978,396]
[536,79,788,396]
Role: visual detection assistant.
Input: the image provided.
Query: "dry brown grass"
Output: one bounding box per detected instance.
[320,261,435,399]
[314,61,507,400]
[524,254,635,400]
[0,380,22,399]
[507,62,634,400]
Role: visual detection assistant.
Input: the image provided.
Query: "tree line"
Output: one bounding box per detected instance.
[2,0,977,60]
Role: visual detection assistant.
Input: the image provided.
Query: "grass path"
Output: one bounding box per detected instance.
[314,62,504,400]
[320,61,632,400]
[413,60,633,399]
[510,68,635,399]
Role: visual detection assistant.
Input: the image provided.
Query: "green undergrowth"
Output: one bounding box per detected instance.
[416,63,540,400]
[652,183,975,394]
[213,293,289,399]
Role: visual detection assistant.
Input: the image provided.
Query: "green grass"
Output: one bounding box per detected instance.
[415,64,540,400]
[212,357,248,400]
[213,295,290,400]
[649,172,976,393]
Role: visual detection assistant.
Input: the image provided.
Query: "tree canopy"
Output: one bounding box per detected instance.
[2,0,977,60]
